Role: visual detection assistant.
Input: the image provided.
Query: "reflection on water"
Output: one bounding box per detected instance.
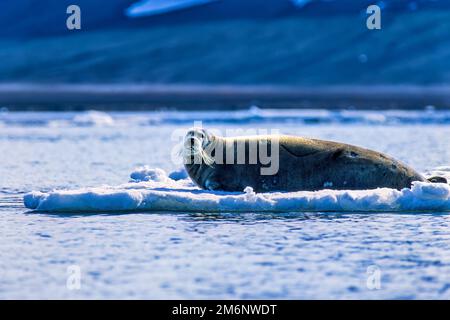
[183,211,346,222]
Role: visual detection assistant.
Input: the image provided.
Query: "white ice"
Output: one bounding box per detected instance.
[24,167,450,213]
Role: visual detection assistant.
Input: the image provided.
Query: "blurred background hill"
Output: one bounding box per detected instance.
[1,0,449,86]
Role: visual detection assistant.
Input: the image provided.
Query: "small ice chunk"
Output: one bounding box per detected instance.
[23,191,45,210]
[243,186,257,201]
[73,111,114,127]
[130,166,169,182]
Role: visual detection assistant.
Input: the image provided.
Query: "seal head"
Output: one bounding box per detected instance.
[183,128,218,190]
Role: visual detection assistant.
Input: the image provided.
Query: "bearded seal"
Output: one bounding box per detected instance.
[182,128,446,192]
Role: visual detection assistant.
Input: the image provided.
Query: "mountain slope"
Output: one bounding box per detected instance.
[1,9,449,85]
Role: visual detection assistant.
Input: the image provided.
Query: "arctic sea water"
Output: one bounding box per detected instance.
[1,109,450,299]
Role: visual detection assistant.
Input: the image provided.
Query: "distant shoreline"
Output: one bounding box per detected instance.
[1,84,450,111]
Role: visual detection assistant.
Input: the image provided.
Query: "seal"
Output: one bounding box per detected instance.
[182,128,447,192]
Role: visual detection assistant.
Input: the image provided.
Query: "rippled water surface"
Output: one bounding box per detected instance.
[1,110,450,299]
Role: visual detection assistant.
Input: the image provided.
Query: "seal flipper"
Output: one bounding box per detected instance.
[428,176,448,184]
[204,178,222,191]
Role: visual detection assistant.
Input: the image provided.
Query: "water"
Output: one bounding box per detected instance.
[1,110,450,299]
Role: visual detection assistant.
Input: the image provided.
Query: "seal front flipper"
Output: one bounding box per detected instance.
[204,178,222,191]
[428,176,448,184]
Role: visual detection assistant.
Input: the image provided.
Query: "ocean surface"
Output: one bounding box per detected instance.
[1,109,450,299]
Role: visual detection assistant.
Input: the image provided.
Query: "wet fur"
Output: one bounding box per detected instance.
[183,130,447,192]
